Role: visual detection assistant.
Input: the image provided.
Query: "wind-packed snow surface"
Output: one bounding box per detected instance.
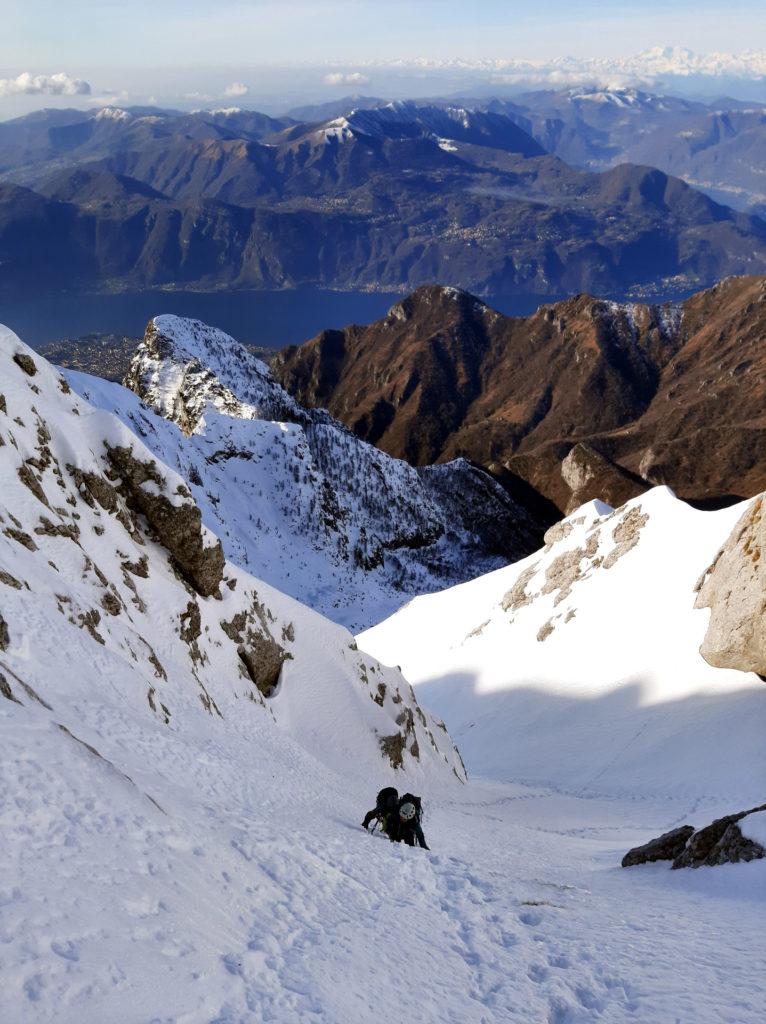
[3,325,765,1023]
[66,314,528,631]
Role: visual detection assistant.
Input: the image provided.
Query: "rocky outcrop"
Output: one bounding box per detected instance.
[104,444,225,598]
[220,599,292,698]
[560,444,647,515]
[671,804,766,869]
[622,804,766,869]
[236,633,288,698]
[621,826,695,867]
[12,352,37,377]
[703,821,766,867]
[695,496,766,678]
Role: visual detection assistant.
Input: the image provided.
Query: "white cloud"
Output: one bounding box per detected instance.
[324,71,371,87]
[224,81,249,98]
[0,72,91,98]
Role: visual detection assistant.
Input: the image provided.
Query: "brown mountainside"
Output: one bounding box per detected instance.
[272,277,766,513]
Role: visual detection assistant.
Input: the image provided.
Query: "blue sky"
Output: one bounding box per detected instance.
[1,0,765,116]
[3,0,764,66]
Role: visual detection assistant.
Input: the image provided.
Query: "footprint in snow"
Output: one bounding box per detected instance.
[548,953,571,969]
[50,939,80,962]
[575,986,603,1011]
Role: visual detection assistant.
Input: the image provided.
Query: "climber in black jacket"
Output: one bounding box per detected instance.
[383,794,429,850]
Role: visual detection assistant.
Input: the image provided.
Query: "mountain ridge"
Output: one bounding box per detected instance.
[64,312,542,630]
[2,101,766,297]
[273,275,766,513]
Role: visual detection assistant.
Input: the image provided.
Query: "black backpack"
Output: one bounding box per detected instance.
[376,787,399,814]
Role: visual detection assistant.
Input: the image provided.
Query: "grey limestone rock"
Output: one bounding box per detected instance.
[695,495,766,677]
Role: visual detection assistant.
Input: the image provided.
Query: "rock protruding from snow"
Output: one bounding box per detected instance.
[104,444,225,598]
[695,496,766,677]
[621,826,695,867]
[671,803,766,869]
[622,807,766,869]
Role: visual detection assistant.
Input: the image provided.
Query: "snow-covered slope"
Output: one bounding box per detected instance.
[0,323,464,783]
[4,329,765,1024]
[360,488,766,806]
[67,314,530,631]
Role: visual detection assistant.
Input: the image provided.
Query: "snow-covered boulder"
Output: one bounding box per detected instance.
[69,314,537,630]
[695,495,766,677]
[360,487,766,805]
[0,323,465,783]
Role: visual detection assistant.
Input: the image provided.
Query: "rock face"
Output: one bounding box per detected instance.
[622,805,766,869]
[695,496,766,678]
[560,444,647,515]
[103,444,225,599]
[621,826,695,867]
[274,276,766,514]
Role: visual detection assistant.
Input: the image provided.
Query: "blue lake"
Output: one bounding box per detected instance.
[0,288,568,350]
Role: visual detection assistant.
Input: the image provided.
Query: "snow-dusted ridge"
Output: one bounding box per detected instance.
[70,313,530,631]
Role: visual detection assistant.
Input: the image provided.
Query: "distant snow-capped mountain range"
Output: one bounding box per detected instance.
[344,47,766,85]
